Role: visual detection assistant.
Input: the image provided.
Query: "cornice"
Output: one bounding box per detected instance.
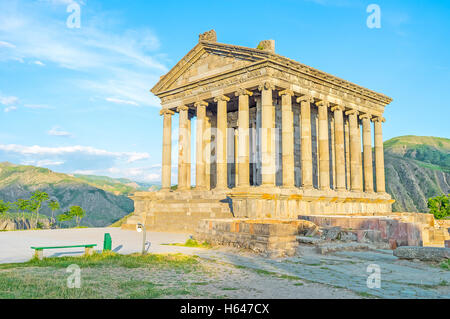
[152,41,393,107]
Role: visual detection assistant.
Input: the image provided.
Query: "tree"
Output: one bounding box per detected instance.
[16,199,31,230]
[48,199,60,226]
[427,194,450,220]
[30,191,49,226]
[57,206,86,228]
[0,200,10,217]
[69,206,86,227]
[57,211,74,225]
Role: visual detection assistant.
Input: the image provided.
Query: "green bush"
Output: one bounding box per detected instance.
[427,194,450,219]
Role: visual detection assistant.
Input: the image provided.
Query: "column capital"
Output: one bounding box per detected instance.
[345,109,359,116]
[214,95,230,102]
[331,104,344,112]
[278,89,294,97]
[194,101,208,108]
[296,94,314,104]
[258,81,274,91]
[176,105,189,113]
[235,88,253,97]
[371,116,386,123]
[359,113,372,120]
[316,100,330,107]
[159,109,175,116]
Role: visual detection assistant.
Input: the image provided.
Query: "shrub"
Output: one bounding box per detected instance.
[427,194,450,219]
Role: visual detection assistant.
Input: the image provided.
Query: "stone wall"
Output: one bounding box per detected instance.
[298,212,450,248]
[195,219,312,257]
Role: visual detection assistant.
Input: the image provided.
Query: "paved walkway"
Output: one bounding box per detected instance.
[0,227,198,264]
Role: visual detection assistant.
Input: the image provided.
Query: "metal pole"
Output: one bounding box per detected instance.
[141,225,147,255]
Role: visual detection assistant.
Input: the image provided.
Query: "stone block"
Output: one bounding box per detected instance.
[393,246,450,261]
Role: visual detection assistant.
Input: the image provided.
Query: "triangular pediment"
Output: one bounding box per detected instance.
[151,42,269,95]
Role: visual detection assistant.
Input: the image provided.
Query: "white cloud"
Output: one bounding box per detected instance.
[22,159,64,166]
[0,1,167,107]
[4,106,17,113]
[146,173,160,182]
[48,126,72,137]
[105,97,139,106]
[0,143,150,163]
[0,40,15,48]
[33,60,45,66]
[0,94,19,105]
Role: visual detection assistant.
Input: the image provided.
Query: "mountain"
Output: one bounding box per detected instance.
[72,174,160,195]
[0,162,134,227]
[384,136,450,212]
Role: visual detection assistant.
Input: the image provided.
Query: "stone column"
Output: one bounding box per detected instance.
[346,109,362,191]
[177,105,189,190]
[317,100,330,190]
[187,113,192,188]
[372,116,386,193]
[331,105,346,191]
[344,117,350,189]
[214,95,230,189]
[160,109,174,190]
[360,113,374,192]
[195,101,208,190]
[205,111,212,190]
[258,82,275,186]
[236,88,252,188]
[297,95,314,189]
[280,89,295,187]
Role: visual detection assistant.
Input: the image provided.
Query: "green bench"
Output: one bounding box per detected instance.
[31,244,97,260]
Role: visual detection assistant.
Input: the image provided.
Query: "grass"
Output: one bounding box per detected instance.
[163,238,212,249]
[0,252,203,299]
[439,259,450,270]
[0,251,198,270]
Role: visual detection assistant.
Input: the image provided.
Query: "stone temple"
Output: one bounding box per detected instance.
[122,30,449,250]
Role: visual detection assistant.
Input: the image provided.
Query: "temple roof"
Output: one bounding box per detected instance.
[151,32,393,107]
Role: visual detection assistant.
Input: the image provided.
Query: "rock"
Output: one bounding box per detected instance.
[316,242,372,254]
[393,246,450,262]
[305,224,320,237]
[338,231,358,242]
[321,227,341,241]
[296,236,323,245]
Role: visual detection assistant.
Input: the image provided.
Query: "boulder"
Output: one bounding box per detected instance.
[393,246,450,262]
[321,226,341,240]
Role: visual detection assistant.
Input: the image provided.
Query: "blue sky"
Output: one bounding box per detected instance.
[0,0,449,183]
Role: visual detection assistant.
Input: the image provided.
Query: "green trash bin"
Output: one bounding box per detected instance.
[103,233,112,252]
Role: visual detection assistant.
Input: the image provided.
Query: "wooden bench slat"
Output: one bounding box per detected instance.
[31,244,97,250]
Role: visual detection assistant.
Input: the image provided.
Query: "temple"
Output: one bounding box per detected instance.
[124,30,396,232]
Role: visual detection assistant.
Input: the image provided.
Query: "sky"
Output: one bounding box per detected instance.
[0,0,449,184]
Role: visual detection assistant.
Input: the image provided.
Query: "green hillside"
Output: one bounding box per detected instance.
[384,136,450,212]
[73,174,159,195]
[0,162,134,227]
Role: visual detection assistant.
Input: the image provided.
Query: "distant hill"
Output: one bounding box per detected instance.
[0,162,135,227]
[384,136,450,212]
[72,174,160,195]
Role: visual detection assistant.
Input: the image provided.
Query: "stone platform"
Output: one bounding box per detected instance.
[121,190,234,232]
[122,187,393,233]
